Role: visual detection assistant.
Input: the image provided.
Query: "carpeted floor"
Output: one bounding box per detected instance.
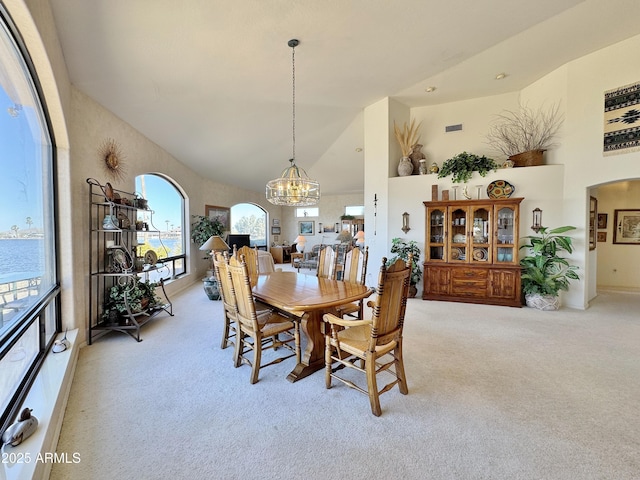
[51,266,640,480]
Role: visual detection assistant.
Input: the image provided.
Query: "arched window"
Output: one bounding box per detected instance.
[230,203,267,248]
[135,174,186,281]
[0,8,60,432]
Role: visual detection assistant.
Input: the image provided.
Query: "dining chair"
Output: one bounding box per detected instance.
[335,246,369,319]
[316,245,336,279]
[227,253,301,384]
[235,245,259,286]
[213,251,237,350]
[322,253,412,416]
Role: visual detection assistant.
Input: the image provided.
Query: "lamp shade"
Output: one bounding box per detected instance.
[294,235,306,244]
[199,235,229,252]
[354,231,365,244]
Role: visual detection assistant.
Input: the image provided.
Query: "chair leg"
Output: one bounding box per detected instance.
[395,342,409,395]
[325,337,333,389]
[365,352,382,417]
[233,331,243,368]
[250,333,262,384]
[294,321,301,365]
[221,315,231,349]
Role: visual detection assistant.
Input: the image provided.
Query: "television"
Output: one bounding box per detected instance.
[226,234,251,251]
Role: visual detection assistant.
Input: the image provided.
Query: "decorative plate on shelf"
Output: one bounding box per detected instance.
[144,249,158,266]
[450,247,464,260]
[487,180,515,199]
[473,248,488,261]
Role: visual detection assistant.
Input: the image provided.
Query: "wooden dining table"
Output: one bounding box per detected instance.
[252,271,374,382]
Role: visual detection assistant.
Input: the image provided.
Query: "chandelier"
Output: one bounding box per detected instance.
[266,39,320,207]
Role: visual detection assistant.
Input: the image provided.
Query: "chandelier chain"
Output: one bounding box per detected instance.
[291,42,296,162]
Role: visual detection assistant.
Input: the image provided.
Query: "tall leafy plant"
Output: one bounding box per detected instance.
[519,226,579,296]
[191,214,224,247]
[387,238,422,285]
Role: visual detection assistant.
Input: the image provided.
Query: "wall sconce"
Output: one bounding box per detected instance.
[531,208,543,233]
[401,212,410,233]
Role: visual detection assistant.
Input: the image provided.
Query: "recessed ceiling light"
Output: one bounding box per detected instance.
[495,73,507,80]
[425,86,436,93]
[355,147,363,152]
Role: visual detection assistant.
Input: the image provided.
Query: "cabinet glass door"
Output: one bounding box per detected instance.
[495,206,516,264]
[427,208,445,261]
[449,207,467,262]
[470,206,491,264]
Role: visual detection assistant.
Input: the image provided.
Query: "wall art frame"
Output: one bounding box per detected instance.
[597,213,608,229]
[613,209,640,244]
[205,205,230,231]
[298,221,314,236]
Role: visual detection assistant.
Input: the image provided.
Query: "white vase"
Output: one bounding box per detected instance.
[525,293,560,311]
[398,156,413,176]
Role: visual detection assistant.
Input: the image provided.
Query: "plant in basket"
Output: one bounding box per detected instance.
[485,102,563,167]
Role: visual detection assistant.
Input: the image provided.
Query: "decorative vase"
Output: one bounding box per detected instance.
[418,159,428,175]
[398,156,413,176]
[525,293,560,311]
[408,284,418,298]
[203,277,220,301]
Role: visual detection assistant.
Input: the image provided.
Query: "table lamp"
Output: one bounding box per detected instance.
[200,235,230,269]
[354,230,365,247]
[294,235,306,253]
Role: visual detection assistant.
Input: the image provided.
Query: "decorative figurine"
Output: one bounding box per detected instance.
[2,408,38,447]
[429,162,439,174]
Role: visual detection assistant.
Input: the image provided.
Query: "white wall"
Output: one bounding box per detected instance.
[376,33,640,309]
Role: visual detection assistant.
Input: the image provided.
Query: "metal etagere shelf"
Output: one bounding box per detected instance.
[87,178,173,343]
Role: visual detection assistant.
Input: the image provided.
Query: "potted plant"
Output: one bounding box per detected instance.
[387,237,422,297]
[191,214,224,247]
[437,152,498,183]
[519,226,579,310]
[102,277,161,324]
[485,102,563,166]
[393,119,422,176]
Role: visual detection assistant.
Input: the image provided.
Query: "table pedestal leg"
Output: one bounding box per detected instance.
[287,309,332,382]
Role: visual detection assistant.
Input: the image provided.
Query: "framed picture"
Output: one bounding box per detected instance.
[205,205,230,231]
[589,196,597,250]
[272,218,280,226]
[323,225,335,233]
[271,226,281,235]
[597,213,608,229]
[298,221,314,236]
[613,209,640,244]
[597,231,607,242]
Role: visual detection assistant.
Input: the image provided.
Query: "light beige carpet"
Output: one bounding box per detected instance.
[51,270,640,480]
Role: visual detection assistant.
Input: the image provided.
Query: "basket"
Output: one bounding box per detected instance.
[508,149,545,167]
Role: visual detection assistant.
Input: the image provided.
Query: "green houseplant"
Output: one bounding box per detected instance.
[387,238,422,297]
[519,226,579,310]
[191,214,224,247]
[102,277,161,324]
[437,152,498,183]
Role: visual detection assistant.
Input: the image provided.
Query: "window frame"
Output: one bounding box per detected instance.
[0,4,61,434]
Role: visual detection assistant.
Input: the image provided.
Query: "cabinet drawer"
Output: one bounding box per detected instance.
[451,268,488,280]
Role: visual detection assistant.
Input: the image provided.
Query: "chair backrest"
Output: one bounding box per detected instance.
[317,245,336,279]
[257,250,277,274]
[227,254,261,333]
[342,246,368,285]
[213,251,236,315]
[235,245,259,285]
[367,254,412,351]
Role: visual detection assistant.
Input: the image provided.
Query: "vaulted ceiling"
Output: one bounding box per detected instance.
[49,0,640,195]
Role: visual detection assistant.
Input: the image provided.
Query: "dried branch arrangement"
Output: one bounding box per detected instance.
[485,102,564,156]
[393,119,422,157]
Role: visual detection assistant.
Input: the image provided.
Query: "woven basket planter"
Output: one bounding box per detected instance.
[525,293,560,311]
[508,149,545,167]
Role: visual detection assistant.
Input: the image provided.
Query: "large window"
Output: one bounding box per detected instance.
[135,174,186,281]
[0,8,59,433]
[230,203,267,248]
